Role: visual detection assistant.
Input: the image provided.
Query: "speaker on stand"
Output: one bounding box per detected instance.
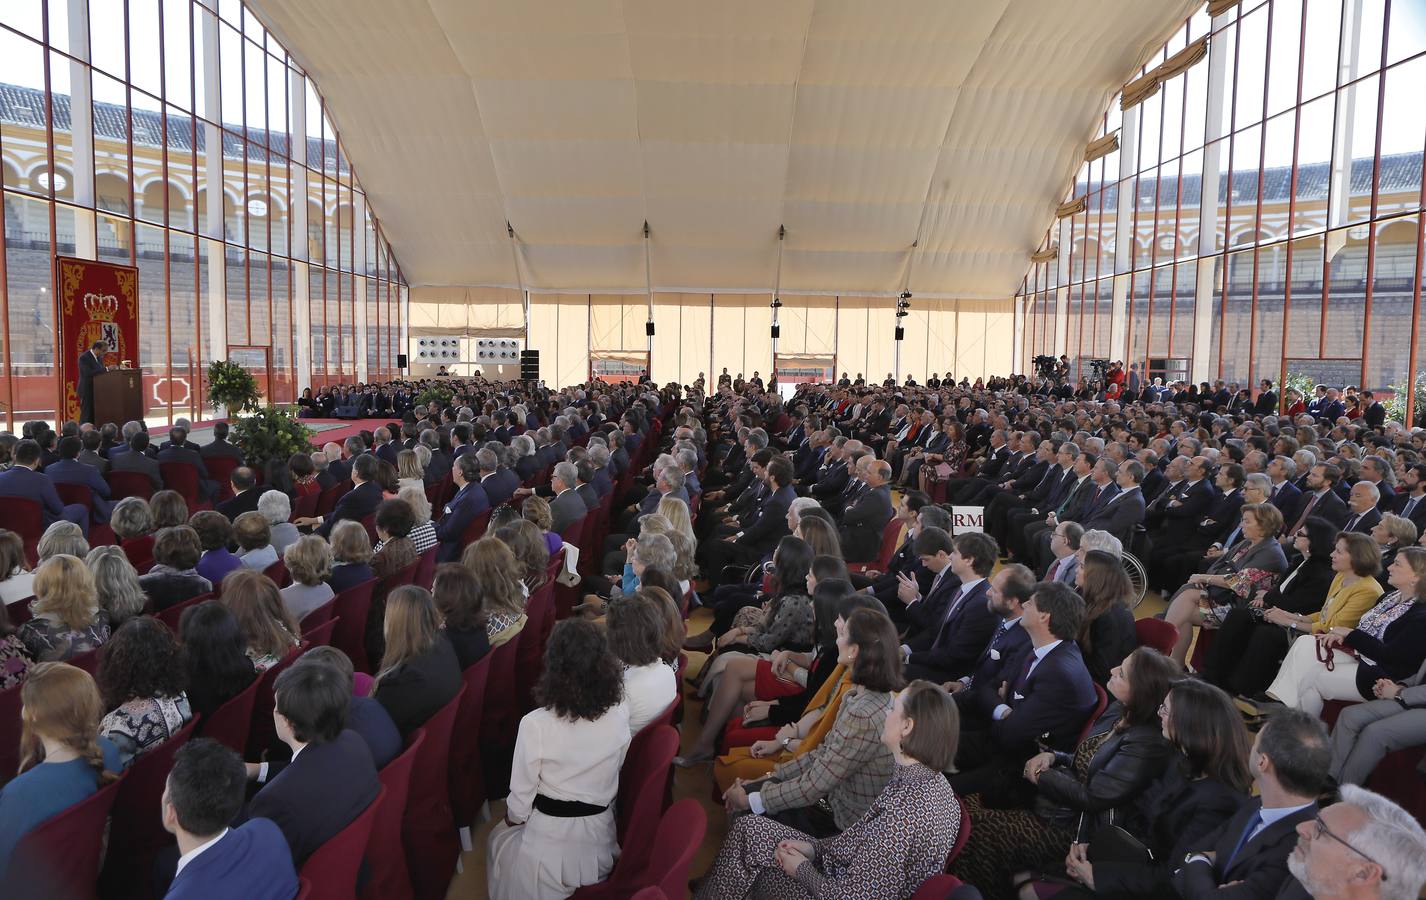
[396,353,408,370]
[520,350,540,382]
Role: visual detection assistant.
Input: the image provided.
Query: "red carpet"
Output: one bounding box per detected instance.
[184,418,401,449]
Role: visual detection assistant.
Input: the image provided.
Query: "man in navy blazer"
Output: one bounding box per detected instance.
[472,448,513,508]
[951,564,1036,723]
[1173,710,1330,900]
[162,738,298,900]
[901,529,1000,683]
[246,662,380,868]
[700,458,798,581]
[45,435,114,527]
[0,440,90,534]
[1081,460,1148,546]
[435,455,491,562]
[296,454,384,539]
[951,580,1098,798]
[1393,464,1426,534]
[1268,457,1304,531]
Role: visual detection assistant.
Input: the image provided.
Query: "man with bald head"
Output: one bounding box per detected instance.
[838,457,894,563]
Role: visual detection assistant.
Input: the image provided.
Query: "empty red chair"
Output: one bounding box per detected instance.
[362,731,424,900]
[10,777,121,899]
[479,636,522,799]
[912,874,968,900]
[200,673,262,754]
[848,518,904,574]
[106,470,155,501]
[302,615,340,648]
[155,591,216,632]
[300,786,384,900]
[206,456,241,501]
[450,654,493,828]
[247,642,308,757]
[264,559,292,588]
[570,794,704,900]
[1135,618,1179,655]
[413,547,437,590]
[402,684,466,900]
[331,579,378,673]
[99,717,200,894]
[314,481,344,516]
[6,497,44,566]
[160,461,210,510]
[515,581,555,712]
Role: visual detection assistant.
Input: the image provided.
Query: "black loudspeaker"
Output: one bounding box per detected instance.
[894,326,905,341]
[520,349,540,381]
[645,320,655,336]
[397,353,408,368]
[770,324,780,339]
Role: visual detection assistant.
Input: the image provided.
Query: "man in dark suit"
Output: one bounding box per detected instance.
[1173,709,1329,900]
[1360,389,1387,429]
[300,453,384,539]
[1275,784,1426,900]
[1341,482,1383,535]
[1283,463,1351,537]
[1253,379,1279,416]
[110,430,164,493]
[435,454,491,562]
[574,460,601,513]
[548,462,589,535]
[700,457,797,579]
[160,739,298,900]
[471,448,512,509]
[158,426,218,501]
[0,439,90,532]
[77,429,110,473]
[838,459,894,563]
[900,529,1000,683]
[950,580,1098,799]
[373,427,401,467]
[1268,457,1304,532]
[200,420,246,464]
[45,435,114,526]
[1151,456,1218,548]
[807,445,850,501]
[77,340,107,425]
[246,662,380,867]
[1394,464,1426,534]
[950,563,1036,721]
[1358,456,1396,512]
[216,467,263,521]
[1081,460,1148,547]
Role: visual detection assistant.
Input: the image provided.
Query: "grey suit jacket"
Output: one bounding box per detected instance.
[549,489,588,535]
[1210,538,1289,578]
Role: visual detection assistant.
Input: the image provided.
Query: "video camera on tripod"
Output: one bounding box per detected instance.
[1033,355,1057,378]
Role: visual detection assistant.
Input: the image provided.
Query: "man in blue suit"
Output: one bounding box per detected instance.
[295,454,384,539]
[246,661,380,868]
[436,454,491,562]
[951,563,1036,721]
[900,529,1000,683]
[44,435,114,527]
[0,439,90,535]
[950,580,1098,799]
[162,738,298,900]
[1082,459,1148,547]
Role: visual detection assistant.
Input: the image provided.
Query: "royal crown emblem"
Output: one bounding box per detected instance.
[83,292,120,321]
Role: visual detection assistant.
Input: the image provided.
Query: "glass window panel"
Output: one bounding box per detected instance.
[1139,90,1162,174]
[1134,173,1155,270]
[218,0,242,28]
[93,73,132,216]
[1301,0,1342,102]
[271,256,292,400]
[46,51,76,202]
[134,222,168,418]
[219,22,243,128]
[1234,4,1270,130]
[97,212,131,261]
[130,0,163,98]
[324,178,339,266]
[1229,124,1264,244]
[1253,242,1287,384]
[1324,226,1368,359]
[1169,262,1197,360]
[165,106,196,232]
[90,1,126,79]
[1293,92,1334,235]
[245,37,266,135]
[1387,1,1426,66]
[1366,215,1418,391]
[1128,271,1150,363]
[1378,57,1426,217]
[267,54,287,153]
[1159,74,1184,165]
[247,151,269,251]
[6,192,55,424]
[1177,148,1203,261]
[1182,56,1210,151]
[1349,0,1386,78]
[1285,234,1325,357]
[1332,73,1379,229]
[1267,0,1304,117]
[1215,22,1238,141]
[1211,137,1232,253]
[0,1,43,40]
[221,153,243,242]
[225,244,247,344]
[163,0,192,109]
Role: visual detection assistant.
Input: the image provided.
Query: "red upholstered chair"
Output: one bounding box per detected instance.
[460,508,493,547]
[0,682,22,781]
[425,477,453,521]
[295,878,313,900]
[570,796,705,900]
[10,777,121,900]
[629,890,669,900]
[302,614,340,648]
[362,731,424,900]
[7,497,43,567]
[413,547,437,590]
[360,513,379,545]
[1078,683,1110,746]
[155,591,216,632]
[206,456,241,501]
[300,596,336,630]
[300,786,384,900]
[946,803,972,866]
[331,579,377,673]
[247,642,308,757]
[121,534,157,573]
[159,461,210,510]
[847,518,904,575]
[515,580,555,712]
[613,725,679,849]
[264,559,292,588]
[1135,618,1179,655]
[1189,628,1216,673]
[450,654,493,828]
[314,481,344,517]
[479,635,523,799]
[402,684,466,900]
[912,874,968,900]
[99,717,200,895]
[554,517,587,618]
[67,645,103,676]
[292,491,320,520]
[200,673,262,754]
[6,596,33,626]
[55,482,94,511]
[107,470,156,501]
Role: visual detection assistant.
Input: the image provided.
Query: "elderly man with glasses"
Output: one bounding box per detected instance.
[1278,784,1426,900]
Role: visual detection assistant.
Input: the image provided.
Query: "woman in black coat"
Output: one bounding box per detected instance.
[1202,516,1338,695]
[1057,679,1253,898]
[1074,552,1138,686]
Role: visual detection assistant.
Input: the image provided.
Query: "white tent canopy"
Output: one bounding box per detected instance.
[249,0,1199,297]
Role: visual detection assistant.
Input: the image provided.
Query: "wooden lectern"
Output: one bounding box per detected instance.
[93,369,144,425]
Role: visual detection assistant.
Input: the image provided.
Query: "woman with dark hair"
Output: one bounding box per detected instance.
[696,680,963,900]
[219,569,300,672]
[432,563,489,669]
[635,569,687,661]
[289,453,320,498]
[1057,679,1252,898]
[486,618,630,899]
[371,499,418,579]
[137,525,213,611]
[951,648,1179,900]
[178,600,256,720]
[686,535,818,653]
[719,607,903,838]
[1073,550,1139,686]
[1202,516,1342,695]
[189,510,243,589]
[606,591,676,734]
[96,617,192,766]
[0,529,34,606]
[371,586,461,737]
[148,490,189,530]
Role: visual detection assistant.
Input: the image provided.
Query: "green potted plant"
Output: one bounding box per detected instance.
[207,360,262,417]
[232,406,315,469]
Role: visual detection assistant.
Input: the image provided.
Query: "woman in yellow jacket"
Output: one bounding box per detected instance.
[1260,532,1384,635]
[715,663,849,793]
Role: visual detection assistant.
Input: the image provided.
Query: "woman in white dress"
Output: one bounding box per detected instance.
[606,591,677,734]
[488,617,631,900]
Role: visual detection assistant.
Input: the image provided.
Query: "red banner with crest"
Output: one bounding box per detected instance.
[56,256,140,423]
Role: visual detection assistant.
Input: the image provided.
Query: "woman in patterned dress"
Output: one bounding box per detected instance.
[17,555,110,663]
[219,569,300,672]
[950,648,1179,900]
[96,617,192,767]
[695,679,962,900]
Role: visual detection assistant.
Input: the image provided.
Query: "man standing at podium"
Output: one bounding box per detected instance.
[78,340,107,425]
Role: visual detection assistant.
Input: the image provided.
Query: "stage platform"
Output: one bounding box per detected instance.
[183,418,397,450]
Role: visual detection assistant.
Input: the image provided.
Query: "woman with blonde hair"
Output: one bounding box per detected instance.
[372,585,461,737]
[1372,512,1418,572]
[36,521,89,564]
[396,450,425,494]
[396,485,439,555]
[280,535,335,624]
[17,555,109,662]
[0,530,34,605]
[326,520,375,594]
[148,490,188,530]
[653,498,699,582]
[111,497,155,564]
[233,511,278,571]
[84,546,147,629]
[0,663,123,878]
[219,569,299,672]
[522,494,564,556]
[794,515,842,561]
[462,537,527,648]
[494,520,551,592]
